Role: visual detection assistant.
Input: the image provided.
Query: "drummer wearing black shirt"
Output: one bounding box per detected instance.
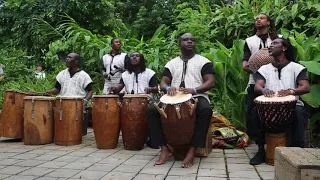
[242,14,279,141]
[147,33,215,168]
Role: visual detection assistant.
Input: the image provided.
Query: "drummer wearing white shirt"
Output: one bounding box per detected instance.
[108,52,158,95]
[147,33,215,168]
[44,53,93,103]
[102,37,130,94]
[250,38,310,165]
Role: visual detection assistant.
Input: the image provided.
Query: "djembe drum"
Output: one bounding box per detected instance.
[92,95,121,149]
[254,95,297,165]
[1,90,35,139]
[24,96,55,145]
[54,96,84,146]
[248,48,274,73]
[121,94,149,150]
[154,91,197,160]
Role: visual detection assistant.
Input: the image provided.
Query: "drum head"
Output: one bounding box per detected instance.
[24,96,55,101]
[123,94,148,98]
[6,90,36,95]
[56,96,84,100]
[93,95,119,98]
[255,95,296,103]
[160,91,192,104]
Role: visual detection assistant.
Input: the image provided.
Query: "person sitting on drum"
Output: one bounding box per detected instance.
[250,37,310,165]
[147,33,215,168]
[44,52,93,103]
[108,52,158,94]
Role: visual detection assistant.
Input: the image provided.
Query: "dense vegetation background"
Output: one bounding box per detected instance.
[0,0,319,142]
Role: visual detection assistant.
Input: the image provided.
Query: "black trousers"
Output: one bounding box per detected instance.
[255,105,308,147]
[246,84,259,140]
[147,96,212,148]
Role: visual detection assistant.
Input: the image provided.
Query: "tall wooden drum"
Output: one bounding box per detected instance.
[92,95,120,149]
[1,90,35,139]
[255,95,297,165]
[54,96,84,146]
[154,92,197,160]
[24,96,55,145]
[121,94,149,150]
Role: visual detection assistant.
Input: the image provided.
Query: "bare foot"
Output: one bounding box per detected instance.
[155,146,172,165]
[181,147,195,168]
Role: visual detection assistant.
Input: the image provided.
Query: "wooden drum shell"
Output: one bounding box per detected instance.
[24,96,55,145]
[92,95,120,149]
[54,97,83,146]
[121,95,149,150]
[1,90,35,139]
[266,133,287,166]
[160,100,196,160]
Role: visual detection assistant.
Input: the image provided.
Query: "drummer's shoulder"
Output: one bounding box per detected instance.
[194,54,211,63]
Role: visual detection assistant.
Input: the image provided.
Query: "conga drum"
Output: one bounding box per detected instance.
[248,48,274,73]
[1,90,35,139]
[154,91,197,160]
[121,94,149,150]
[254,95,297,165]
[92,95,120,149]
[54,96,84,146]
[24,96,55,145]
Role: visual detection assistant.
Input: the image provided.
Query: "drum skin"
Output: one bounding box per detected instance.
[92,95,120,149]
[24,96,55,145]
[160,100,196,160]
[1,90,35,139]
[54,97,83,146]
[121,95,149,150]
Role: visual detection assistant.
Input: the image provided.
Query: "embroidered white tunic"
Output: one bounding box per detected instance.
[121,68,156,94]
[56,69,93,97]
[102,53,127,94]
[165,54,211,102]
[257,62,305,106]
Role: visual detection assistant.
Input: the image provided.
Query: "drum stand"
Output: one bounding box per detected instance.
[266,133,287,166]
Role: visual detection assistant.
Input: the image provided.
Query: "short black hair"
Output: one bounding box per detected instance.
[278,37,296,62]
[111,37,120,44]
[37,64,43,67]
[127,53,146,74]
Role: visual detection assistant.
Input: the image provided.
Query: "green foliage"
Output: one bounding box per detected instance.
[1,0,320,134]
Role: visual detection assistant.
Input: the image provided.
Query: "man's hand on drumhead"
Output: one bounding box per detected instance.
[108,87,117,94]
[43,91,51,96]
[263,89,275,97]
[277,89,291,97]
[179,88,195,95]
[167,87,177,96]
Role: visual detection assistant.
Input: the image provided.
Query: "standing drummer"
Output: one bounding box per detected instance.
[147,33,215,168]
[44,53,93,103]
[250,38,310,165]
[243,14,279,140]
[102,37,130,94]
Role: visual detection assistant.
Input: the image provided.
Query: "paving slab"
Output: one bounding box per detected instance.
[0,128,278,180]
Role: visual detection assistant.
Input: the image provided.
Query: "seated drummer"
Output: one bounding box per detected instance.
[147,33,215,168]
[108,52,158,94]
[250,37,310,165]
[44,52,93,103]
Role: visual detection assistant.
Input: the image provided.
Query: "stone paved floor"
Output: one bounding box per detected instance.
[0,128,274,180]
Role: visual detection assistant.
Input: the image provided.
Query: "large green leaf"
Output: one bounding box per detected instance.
[301,84,320,108]
[310,112,320,131]
[299,61,320,75]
